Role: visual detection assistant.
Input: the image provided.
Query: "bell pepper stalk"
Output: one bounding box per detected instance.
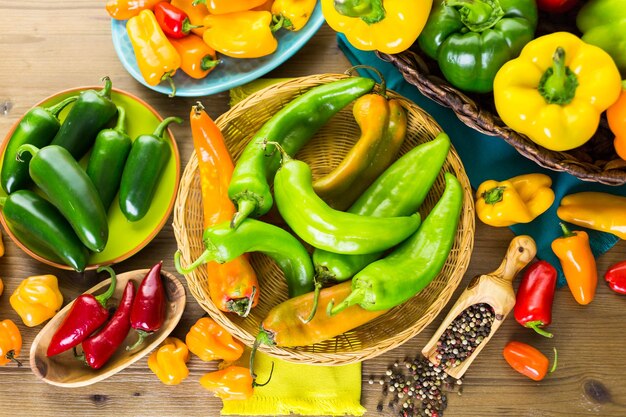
[604,261,626,295]
[154,2,202,38]
[185,317,244,362]
[503,341,557,381]
[513,261,557,338]
[556,191,626,240]
[9,274,63,327]
[494,32,622,152]
[127,261,166,351]
[0,319,22,367]
[607,80,626,160]
[536,0,579,13]
[148,337,190,385]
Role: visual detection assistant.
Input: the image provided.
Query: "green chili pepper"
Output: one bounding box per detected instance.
[50,77,118,160]
[119,116,181,222]
[271,142,421,255]
[329,172,463,315]
[313,133,451,282]
[0,190,89,271]
[86,105,132,211]
[174,218,314,298]
[17,144,108,253]
[1,96,78,194]
[228,76,376,229]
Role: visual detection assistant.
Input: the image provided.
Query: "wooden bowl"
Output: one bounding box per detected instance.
[29,267,186,387]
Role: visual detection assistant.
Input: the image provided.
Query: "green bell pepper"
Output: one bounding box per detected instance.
[418,0,537,93]
[577,0,626,77]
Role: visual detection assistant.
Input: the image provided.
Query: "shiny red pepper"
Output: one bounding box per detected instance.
[79,281,135,369]
[513,261,557,338]
[46,267,117,357]
[503,341,557,381]
[127,261,166,350]
[154,2,201,38]
[604,261,626,295]
[535,0,579,13]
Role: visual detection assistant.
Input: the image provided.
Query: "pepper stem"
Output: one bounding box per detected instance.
[304,279,323,323]
[0,197,6,207]
[262,140,290,162]
[113,105,126,133]
[538,47,578,105]
[182,17,203,34]
[250,328,275,381]
[227,286,257,317]
[174,249,216,274]
[481,186,506,205]
[334,0,386,24]
[193,101,205,116]
[327,288,365,316]
[15,144,40,163]
[5,350,22,367]
[73,346,86,364]
[45,96,78,118]
[153,116,183,138]
[550,347,558,373]
[559,222,576,239]
[231,198,257,229]
[270,14,287,32]
[162,72,177,98]
[100,76,113,99]
[344,64,387,97]
[126,329,152,351]
[253,362,275,387]
[192,0,206,4]
[445,0,505,32]
[200,55,220,71]
[525,321,553,338]
[95,266,118,308]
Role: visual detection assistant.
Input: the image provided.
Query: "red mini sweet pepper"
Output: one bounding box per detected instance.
[78,281,135,369]
[154,2,201,38]
[604,260,626,295]
[513,261,557,338]
[127,261,166,351]
[46,267,117,357]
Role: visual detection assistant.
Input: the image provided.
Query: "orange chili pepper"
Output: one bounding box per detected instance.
[502,341,556,381]
[607,81,626,160]
[551,223,598,305]
[197,0,267,14]
[106,0,161,20]
[185,317,244,362]
[0,278,3,298]
[169,35,219,80]
[190,102,259,316]
[0,319,22,367]
[171,0,210,36]
[200,365,273,400]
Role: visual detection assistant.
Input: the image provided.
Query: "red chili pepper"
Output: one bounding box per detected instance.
[513,260,557,338]
[535,0,579,13]
[127,261,166,351]
[46,267,117,357]
[604,260,626,294]
[502,341,557,381]
[154,2,201,38]
[78,281,135,369]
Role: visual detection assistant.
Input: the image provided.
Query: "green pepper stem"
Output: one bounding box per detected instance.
[192,0,206,5]
[95,265,117,307]
[162,72,177,98]
[100,76,113,99]
[113,105,126,133]
[231,198,256,229]
[444,0,504,32]
[525,321,553,338]
[15,144,40,163]
[226,286,257,317]
[200,56,220,71]
[538,47,578,105]
[327,288,365,316]
[550,347,558,373]
[271,14,286,32]
[5,350,22,367]
[262,140,290,162]
[253,361,275,387]
[622,80,626,90]
[334,0,385,24]
[250,328,275,381]
[182,17,203,33]
[559,222,576,239]
[481,186,506,205]
[126,329,152,351]
[45,96,78,118]
[73,346,86,364]
[153,116,183,138]
[304,280,323,323]
[174,249,216,275]
[344,64,387,97]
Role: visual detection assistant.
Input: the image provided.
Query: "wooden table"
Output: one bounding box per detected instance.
[1,2,626,416]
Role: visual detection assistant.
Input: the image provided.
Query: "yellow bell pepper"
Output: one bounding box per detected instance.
[10,275,63,327]
[321,0,432,54]
[148,337,190,385]
[494,31,622,152]
[557,192,626,240]
[202,11,278,58]
[476,174,555,227]
[185,317,244,362]
[272,0,317,31]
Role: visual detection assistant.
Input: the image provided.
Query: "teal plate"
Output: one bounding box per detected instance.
[111,3,324,97]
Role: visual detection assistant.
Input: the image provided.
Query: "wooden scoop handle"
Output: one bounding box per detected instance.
[491,235,537,283]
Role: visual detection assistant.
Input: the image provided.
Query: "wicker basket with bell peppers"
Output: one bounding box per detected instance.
[107,0,319,96]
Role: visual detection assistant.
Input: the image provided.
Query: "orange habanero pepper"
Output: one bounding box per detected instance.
[169,34,219,79]
[0,319,22,367]
[186,317,244,362]
[171,0,210,36]
[503,341,556,381]
[200,365,266,400]
[551,223,598,305]
[607,81,626,160]
[106,0,161,20]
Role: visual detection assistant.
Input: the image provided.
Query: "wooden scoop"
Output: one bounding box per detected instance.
[422,235,537,379]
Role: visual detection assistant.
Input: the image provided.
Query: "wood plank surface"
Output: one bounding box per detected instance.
[1,2,626,416]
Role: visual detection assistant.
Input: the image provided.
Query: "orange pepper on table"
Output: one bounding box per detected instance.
[0,278,3,298]
[202,11,278,58]
[10,274,63,327]
[169,34,219,79]
[607,81,626,160]
[147,337,190,385]
[186,317,244,362]
[0,319,22,367]
[171,0,210,36]
[503,341,556,381]
[200,366,258,400]
[196,0,267,14]
[551,223,598,305]
[106,0,161,20]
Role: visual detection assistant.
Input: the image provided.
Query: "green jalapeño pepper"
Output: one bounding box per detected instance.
[228,76,376,229]
[0,190,89,272]
[418,0,537,93]
[1,96,77,195]
[86,105,132,211]
[271,143,421,255]
[17,145,108,253]
[51,77,118,160]
[329,172,463,314]
[119,116,181,222]
[174,218,314,298]
[313,133,451,283]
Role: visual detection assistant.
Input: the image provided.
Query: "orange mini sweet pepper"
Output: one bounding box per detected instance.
[169,35,219,80]
[186,317,244,362]
[0,319,22,367]
[200,365,266,400]
[147,337,190,385]
[551,223,597,305]
[503,341,556,381]
[10,274,63,327]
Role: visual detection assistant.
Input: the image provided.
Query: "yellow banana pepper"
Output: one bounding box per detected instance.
[10,275,63,327]
[321,0,432,54]
[148,337,190,385]
[476,174,555,227]
[202,11,278,58]
[557,192,626,240]
[494,31,622,151]
[272,0,317,31]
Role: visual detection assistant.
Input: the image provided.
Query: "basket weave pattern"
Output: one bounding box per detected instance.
[173,74,475,365]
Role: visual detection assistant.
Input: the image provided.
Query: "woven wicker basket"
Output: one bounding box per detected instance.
[172,74,475,365]
[378,9,626,186]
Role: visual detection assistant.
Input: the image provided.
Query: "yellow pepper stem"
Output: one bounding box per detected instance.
[334,0,385,24]
[481,185,506,205]
[539,47,579,105]
[5,350,22,367]
[444,0,505,32]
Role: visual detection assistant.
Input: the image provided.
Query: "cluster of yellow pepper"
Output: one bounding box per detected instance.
[476,173,626,305]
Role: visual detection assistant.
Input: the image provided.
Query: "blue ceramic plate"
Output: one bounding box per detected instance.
[111,3,324,97]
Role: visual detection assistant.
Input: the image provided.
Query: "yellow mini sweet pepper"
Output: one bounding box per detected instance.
[494,31,622,151]
[202,11,278,58]
[186,317,244,362]
[148,337,190,386]
[272,0,317,31]
[10,275,63,327]
[321,0,432,54]
[0,319,22,367]
[198,0,267,14]
[557,192,626,240]
[476,174,555,227]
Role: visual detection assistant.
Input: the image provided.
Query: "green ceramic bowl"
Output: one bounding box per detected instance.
[0,87,180,271]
